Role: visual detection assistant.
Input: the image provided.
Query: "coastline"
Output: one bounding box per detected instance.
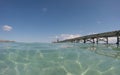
[0,40,15,43]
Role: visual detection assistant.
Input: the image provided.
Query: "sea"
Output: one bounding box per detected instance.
[0,42,120,75]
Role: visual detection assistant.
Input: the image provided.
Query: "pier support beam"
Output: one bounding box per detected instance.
[116,32,120,47]
[96,37,108,44]
[116,36,120,45]
[92,38,95,44]
[83,39,86,43]
[106,37,108,44]
[96,38,98,44]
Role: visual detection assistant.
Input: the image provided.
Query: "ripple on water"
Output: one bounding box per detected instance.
[85,69,101,75]
[63,60,82,75]
[42,67,67,75]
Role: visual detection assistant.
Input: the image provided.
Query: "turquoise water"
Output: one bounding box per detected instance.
[0,43,120,75]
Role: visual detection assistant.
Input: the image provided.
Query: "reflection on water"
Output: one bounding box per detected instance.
[0,42,120,75]
[86,44,120,59]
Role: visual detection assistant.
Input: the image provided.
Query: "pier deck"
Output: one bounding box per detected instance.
[56,30,120,45]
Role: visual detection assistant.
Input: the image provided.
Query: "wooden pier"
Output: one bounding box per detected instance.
[56,30,120,46]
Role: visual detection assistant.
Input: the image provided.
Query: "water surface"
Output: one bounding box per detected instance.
[0,42,120,75]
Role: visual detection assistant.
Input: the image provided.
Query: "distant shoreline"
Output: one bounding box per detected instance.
[0,40,15,43]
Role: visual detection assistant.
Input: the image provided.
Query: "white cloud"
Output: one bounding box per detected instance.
[2,25,13,31]
[88,32,97,35]
[58,34,81,40]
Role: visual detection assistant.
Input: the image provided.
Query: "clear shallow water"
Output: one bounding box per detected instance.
[0,43,120,75]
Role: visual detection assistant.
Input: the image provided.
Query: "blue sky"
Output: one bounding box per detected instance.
[0,0,120,42]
